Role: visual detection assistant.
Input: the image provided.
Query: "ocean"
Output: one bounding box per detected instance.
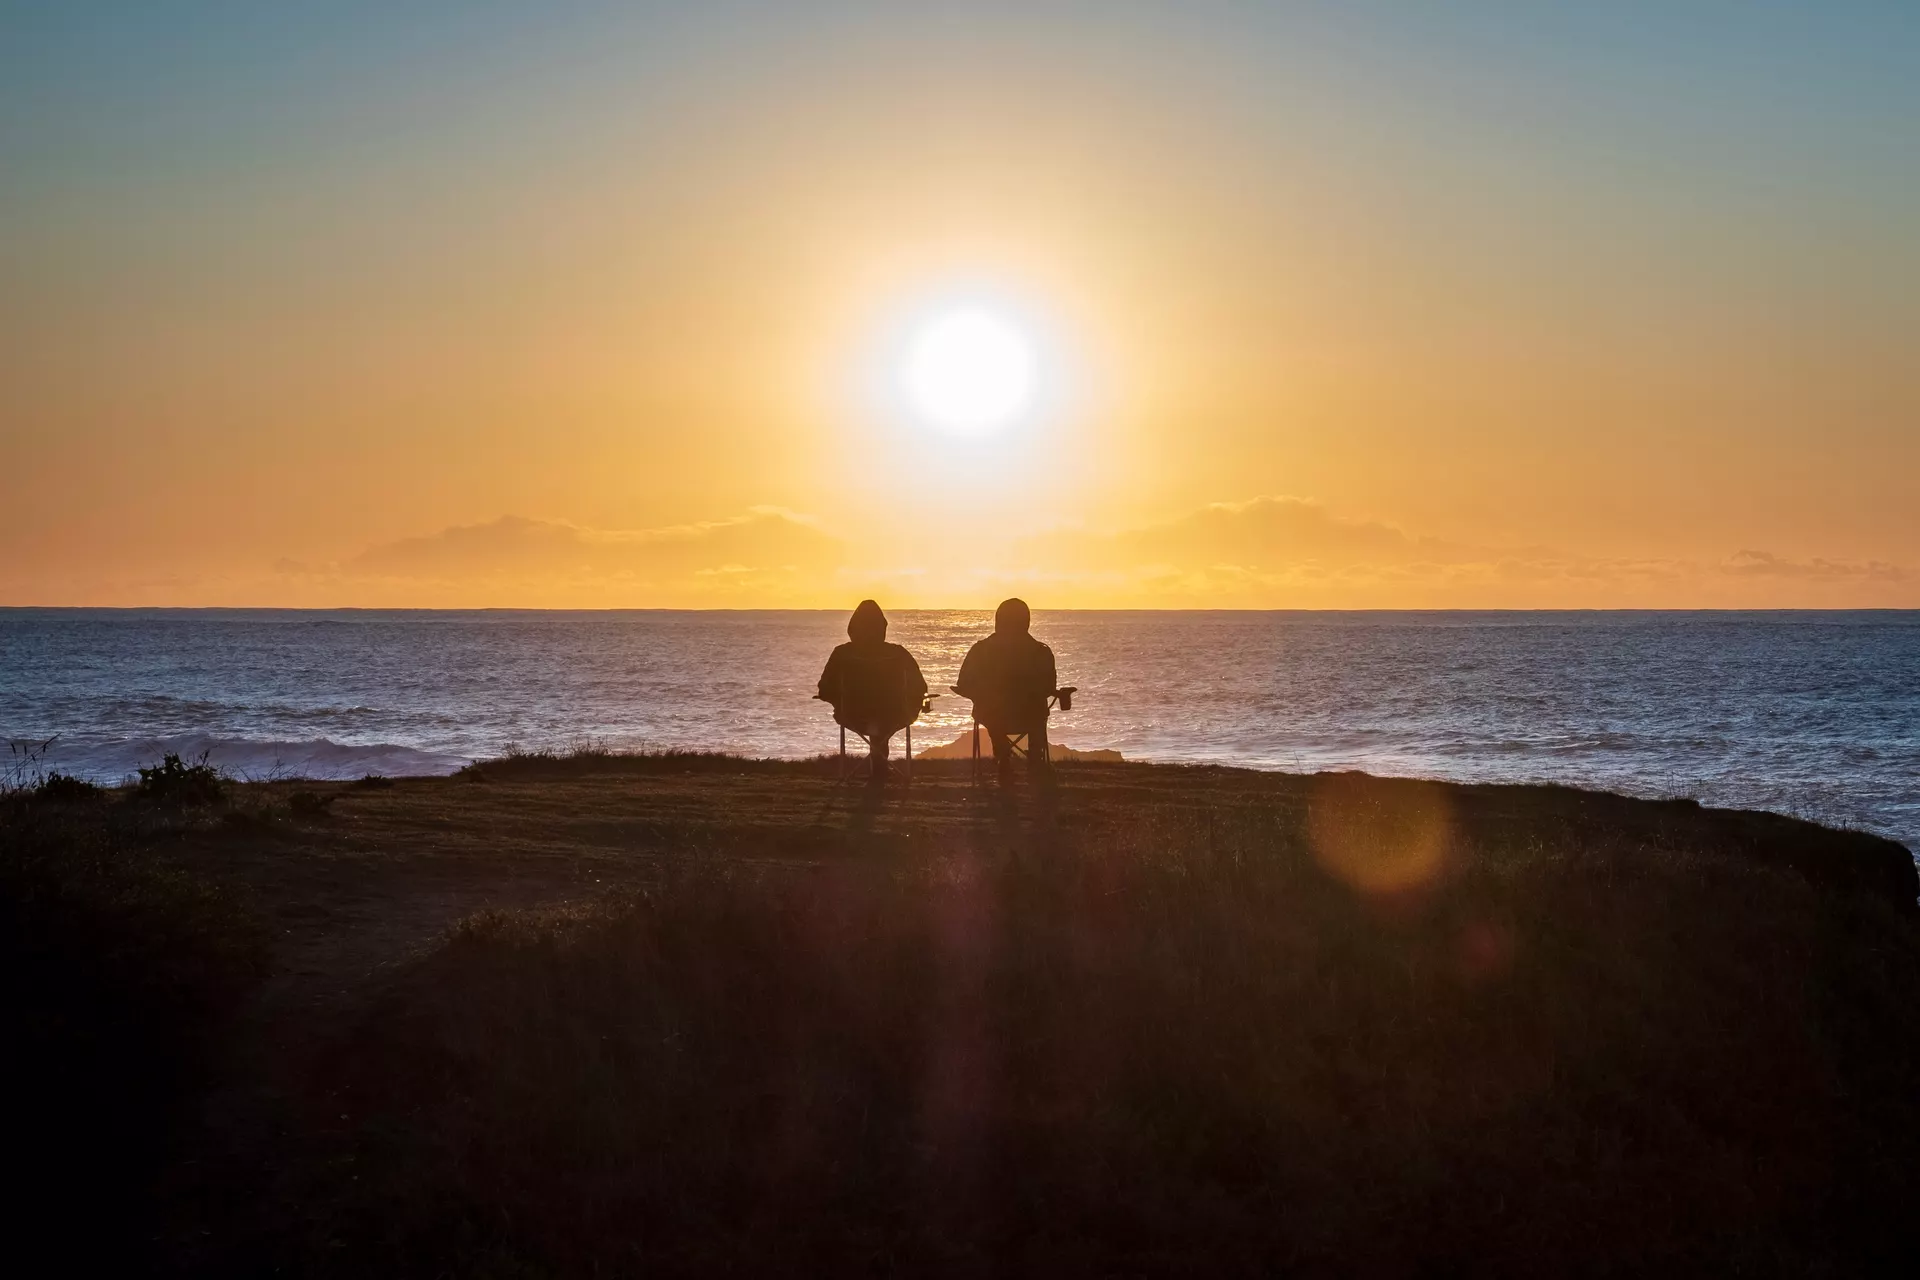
[3,608,1916,853]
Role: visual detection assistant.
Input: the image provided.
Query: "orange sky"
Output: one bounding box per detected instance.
[3,3,1916,608]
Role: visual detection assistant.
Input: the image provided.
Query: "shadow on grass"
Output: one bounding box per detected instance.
[314,795,1920,1277]
[1,789,267,1270]
[10,758,1918,1275]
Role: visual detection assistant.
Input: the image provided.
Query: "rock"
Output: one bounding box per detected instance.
[915,726,1123,764]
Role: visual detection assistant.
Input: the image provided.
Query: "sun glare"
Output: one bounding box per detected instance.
[899,307,1037,436]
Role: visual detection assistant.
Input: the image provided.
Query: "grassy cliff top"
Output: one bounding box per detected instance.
[8,754,1919,1275]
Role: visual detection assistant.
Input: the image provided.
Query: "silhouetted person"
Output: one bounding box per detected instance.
[955,597,1057,785]
[817,600,928,784]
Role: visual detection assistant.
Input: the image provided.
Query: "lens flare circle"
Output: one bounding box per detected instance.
[899,307,1037,436]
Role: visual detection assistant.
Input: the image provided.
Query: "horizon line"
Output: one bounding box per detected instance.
[4,605,1918,616]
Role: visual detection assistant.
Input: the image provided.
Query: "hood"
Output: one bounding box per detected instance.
[847,599,887,643]
[993,597,1031,635]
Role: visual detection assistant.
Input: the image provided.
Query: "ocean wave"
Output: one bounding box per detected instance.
[44,735,470,783]
[5,609,1915,852]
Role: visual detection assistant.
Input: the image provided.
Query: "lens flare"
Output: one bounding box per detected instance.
[1307,774,1453,897]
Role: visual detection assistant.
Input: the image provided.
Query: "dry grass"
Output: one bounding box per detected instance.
[8,756,1918,1275]
[0,787,268,1271]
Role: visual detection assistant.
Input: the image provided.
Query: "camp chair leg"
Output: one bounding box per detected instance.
[837,725,913,787]
[970,714,980,787]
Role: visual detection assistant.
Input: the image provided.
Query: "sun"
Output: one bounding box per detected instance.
[899,307,1037,436]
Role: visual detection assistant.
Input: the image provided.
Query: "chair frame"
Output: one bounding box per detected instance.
[837,721,915,785]
[825,693,937,786]
[954,686,1077,787]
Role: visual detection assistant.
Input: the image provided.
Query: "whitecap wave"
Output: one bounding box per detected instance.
[43,735,470,784]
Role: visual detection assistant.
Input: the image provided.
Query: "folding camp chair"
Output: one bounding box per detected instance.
[951,685,1077,786]
[819,692,937,785]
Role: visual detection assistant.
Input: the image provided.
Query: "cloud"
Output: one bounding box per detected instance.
[12,498,1906,607]
[1721,550,1906,582]
[348,509,839,578]
[227,497,1914,609]
[1024,496,1443,572]
[279,509,846,606]
[1011,498,1913,608]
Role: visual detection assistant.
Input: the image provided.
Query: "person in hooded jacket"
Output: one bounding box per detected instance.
[817,599,929,783]
[954,597,1058,784]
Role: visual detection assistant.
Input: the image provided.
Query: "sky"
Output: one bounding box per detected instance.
[2,0,1916,607]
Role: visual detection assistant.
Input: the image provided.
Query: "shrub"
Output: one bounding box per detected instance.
[288,789,337,817]
[135,752,227,807]
[4,741,104,805]
[36,771,104,803]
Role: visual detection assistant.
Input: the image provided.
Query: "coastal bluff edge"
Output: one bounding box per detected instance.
[6,753,1919,1275]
